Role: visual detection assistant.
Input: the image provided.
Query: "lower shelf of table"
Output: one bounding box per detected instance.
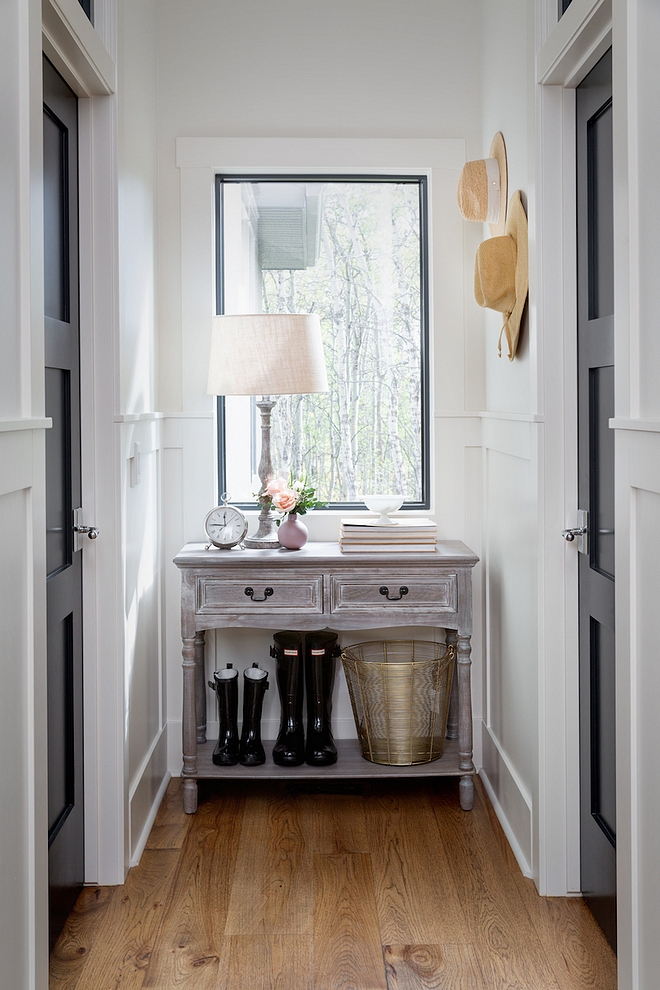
[185,735,472,780]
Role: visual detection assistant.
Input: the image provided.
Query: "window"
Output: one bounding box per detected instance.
[215,175,429,509]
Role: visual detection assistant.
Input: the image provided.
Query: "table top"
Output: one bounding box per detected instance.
[174,540,479,569]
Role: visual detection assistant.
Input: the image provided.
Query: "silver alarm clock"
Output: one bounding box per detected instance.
[204,494,248,550]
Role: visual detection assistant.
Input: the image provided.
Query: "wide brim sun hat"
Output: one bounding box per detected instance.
[473,190,528,360]
[457,132,508,235]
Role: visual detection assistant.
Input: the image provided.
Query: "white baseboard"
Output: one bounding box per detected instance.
[128,727,169,866]
[130,770,171,867]
[479,723,533,878]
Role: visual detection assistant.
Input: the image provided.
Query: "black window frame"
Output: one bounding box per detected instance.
[214,173,431,513]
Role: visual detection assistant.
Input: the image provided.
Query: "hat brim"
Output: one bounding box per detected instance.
[488,133,508,237]
[500,191,528,360]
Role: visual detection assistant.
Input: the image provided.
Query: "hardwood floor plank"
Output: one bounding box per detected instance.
[224,785,314,936]
[383,943,485,990]
[512,894,617,990]
[217,934,313,990]
[475,778,617,990]
[63,849,180,990]
[141,785,245,988]
[144,821,191,850]
[49,886,115,989]
[145,777,192,850]
[151,775,185,823]
[313,792,370,854]
[313,852,387,990]
[428,785,561,989]
[48,777,619,990]
[364,782,470,944]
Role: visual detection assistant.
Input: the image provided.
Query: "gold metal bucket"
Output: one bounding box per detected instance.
[340,640,455,765]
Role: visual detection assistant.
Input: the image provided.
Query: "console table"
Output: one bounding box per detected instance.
[174,540,478,814]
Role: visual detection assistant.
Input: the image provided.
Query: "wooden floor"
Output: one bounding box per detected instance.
[50,775,617,990]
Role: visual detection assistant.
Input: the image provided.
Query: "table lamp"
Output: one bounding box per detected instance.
[207,313,329,549]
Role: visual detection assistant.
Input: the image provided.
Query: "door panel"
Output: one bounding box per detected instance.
[589,616,616,843]
[590,364,615,578]
[43,55,84,952]
[43,109,69,323]
[47,611,74,836]
[576,47,616,951]
[45,368,71,575]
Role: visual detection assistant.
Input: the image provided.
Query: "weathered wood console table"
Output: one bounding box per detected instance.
[174,541,479,814]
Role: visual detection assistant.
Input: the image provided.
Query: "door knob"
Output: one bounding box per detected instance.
[73,507,99,551]
[74,524,99,539]
[561,509,588,555]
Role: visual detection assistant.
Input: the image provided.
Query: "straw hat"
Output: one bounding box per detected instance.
[457,132,508,235]
[474,190,528,361]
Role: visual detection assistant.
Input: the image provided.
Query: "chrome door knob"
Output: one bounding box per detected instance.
[74,524,99,539]
[562,510,589,554]
[562,527,585,542]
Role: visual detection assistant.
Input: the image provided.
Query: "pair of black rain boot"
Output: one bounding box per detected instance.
[208,662,269,766]
[271,630,340,767]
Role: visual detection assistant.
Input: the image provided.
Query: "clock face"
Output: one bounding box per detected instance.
[204,505,248,548]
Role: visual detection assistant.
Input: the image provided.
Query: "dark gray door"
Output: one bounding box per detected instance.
[43,56,84,951]
[576,48,616,951]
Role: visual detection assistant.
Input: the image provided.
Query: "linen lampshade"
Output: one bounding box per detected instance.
[207,313,329,396]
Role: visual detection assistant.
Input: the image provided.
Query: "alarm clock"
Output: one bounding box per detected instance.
[204,494,248,550]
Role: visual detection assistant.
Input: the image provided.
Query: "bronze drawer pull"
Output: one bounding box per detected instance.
[244,586,274,602]
[379,585,409,601]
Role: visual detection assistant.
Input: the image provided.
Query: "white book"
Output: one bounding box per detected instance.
[339,532,437,544]
[340,516,436,532]
[339,542,438,553]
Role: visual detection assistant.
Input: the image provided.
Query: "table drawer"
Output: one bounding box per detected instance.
[331,572,457,614]
[196,574,323,614]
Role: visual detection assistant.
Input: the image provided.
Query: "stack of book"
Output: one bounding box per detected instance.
[339,517,437,553]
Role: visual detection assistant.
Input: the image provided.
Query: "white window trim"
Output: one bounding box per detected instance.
[175,137,469,537]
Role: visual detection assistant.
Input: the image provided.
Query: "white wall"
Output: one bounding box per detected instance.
[117,0,169,865]
[153,1,488,773]
[476,0,540,879]
[156,0,484,411]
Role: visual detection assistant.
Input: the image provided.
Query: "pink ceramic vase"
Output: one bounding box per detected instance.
[278,512,308,550]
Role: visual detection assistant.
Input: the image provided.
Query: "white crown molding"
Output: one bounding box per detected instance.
[42,0,115,96]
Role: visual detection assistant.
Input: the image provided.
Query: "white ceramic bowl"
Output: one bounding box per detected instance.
[360,494,405,525]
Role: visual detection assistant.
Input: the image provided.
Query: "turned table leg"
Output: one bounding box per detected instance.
[445,629,459,739]
[195,630,206,744]
[182,636,199,814]
[457,633,474,811]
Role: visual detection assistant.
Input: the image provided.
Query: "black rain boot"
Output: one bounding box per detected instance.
[271,631,305,766]
[239,663,269,766]
[305,631,340,766]
[209,664,239,765]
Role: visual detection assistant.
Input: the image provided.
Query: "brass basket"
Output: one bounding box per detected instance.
[340,640,455,766]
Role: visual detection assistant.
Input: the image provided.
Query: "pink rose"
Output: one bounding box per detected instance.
[272,488,297,512]
[266,477,289,497]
